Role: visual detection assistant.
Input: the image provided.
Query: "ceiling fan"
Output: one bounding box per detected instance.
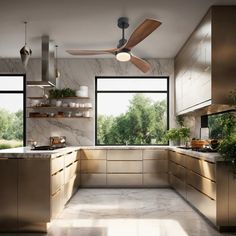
[66,17,161,73]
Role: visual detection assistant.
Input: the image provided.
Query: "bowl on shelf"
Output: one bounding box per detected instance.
[69,102,76,108]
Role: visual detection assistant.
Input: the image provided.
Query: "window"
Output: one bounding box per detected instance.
[0,75,26,149]
[95,77,169,145]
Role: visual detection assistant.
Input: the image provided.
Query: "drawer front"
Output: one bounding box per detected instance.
[143,149,167,160]
[81,174,106,187]
[169,161,186,182]
[51,156,64,174]
[51,188,64,219]
[187,185,216,224]
[186,156,216,181]
[65,161,79,184]
[51,169,64,195]
[107,174,142,186]
[143,173,169,187]
[169,174,186,199]
[169,151,186,167]
[81,149,106,160]
[64,175,77,203]
[107,150,142,160]
[107,161,142,173]
[65,151,78,167]
[187,170,216,200]
[143,160,168,173]
[81,160,106,173]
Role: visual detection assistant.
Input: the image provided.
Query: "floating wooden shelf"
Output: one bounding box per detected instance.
[27,96,90,99]
[27,106,92,110]
[27,116,92,119]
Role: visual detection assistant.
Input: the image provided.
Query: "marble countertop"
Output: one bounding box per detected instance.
[0,146,80,159]
[0,145,222,163]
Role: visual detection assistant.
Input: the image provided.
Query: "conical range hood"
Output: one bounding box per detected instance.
[27,35,56,87]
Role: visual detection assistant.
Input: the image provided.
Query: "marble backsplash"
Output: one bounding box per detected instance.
[0,58,174,146]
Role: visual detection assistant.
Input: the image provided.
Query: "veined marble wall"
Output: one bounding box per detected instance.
[0,58,174,146]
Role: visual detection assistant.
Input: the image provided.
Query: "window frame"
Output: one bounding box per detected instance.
[0,74,26,146]
[95,76,169,146]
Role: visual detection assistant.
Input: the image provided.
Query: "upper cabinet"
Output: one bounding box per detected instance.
[175,6,236,115]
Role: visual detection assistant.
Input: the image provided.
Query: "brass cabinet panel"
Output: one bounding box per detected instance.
[107,161,142,173]
[0,159,18,231]
[228,166,236,225]
[169,174,186,199]
[65,161,79,184]
[187,170,216,200]
[169,161,186,182]
[81,149,106,160]
[51,156,64,174]
[64,175,77,203]
[143,173,169,187]
[107,149,142,160]
[107,174,142,186]
[143,160,168,173]
[81,160,106,173]
[51,169,64,195]
[81,174,107,187]
[186,156,216,181]
[51,188,64,219]
[143,149,167,160]
[187,185,216,224]
[18,159,51,222]
[169,151,186,167]
[64,151,78,167]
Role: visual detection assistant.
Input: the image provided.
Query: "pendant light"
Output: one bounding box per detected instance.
[20,21,32,68]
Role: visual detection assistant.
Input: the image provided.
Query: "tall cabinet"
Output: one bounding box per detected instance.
[175,6,236,115]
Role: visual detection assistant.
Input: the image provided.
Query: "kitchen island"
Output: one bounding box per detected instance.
[0,146,235,232]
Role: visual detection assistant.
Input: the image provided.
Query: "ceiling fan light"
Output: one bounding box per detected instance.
[116,51,131,62]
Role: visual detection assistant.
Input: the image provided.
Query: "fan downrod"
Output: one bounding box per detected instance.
[117,17,129,48]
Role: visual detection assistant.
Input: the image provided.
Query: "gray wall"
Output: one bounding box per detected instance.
[0,58,174,146]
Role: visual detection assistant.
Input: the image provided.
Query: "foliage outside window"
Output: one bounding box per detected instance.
[0,75,25,149]
[96,77,169,145]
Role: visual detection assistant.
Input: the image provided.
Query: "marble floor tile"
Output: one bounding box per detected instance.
[2,189,236,236]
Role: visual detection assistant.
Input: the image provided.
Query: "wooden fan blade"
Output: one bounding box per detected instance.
[124,19,161,50]
[66,49,117,55]
[130,55,151,73]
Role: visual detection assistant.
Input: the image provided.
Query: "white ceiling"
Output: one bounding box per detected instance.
[0,0,236,59]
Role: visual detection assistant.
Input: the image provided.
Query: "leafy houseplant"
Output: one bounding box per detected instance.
[164,127,190,146]
[218,134,236,177]
[49,88,76,99]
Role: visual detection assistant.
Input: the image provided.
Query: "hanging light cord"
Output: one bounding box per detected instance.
[24,21,27,46]
[55,45,58,69]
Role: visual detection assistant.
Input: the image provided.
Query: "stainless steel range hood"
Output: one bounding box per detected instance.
[27,35,55,87]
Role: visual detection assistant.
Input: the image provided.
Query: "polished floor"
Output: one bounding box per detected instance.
[3,188,236,236]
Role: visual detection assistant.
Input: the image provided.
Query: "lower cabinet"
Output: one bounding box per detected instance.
[169,151,218,226]
[0,159,18,231]
[80,149,169,187]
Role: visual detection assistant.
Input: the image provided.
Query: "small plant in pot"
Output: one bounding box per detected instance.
[164,127,190,146]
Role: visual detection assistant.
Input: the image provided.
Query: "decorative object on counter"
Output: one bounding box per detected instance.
[20,21,32,69]
[218,134,236,177]
[164,127,190,146]
[190,139,209,149]
[49,136,66,148]
[76,85,88,97]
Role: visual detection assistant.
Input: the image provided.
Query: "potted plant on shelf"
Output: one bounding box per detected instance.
[49,88,76,99]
